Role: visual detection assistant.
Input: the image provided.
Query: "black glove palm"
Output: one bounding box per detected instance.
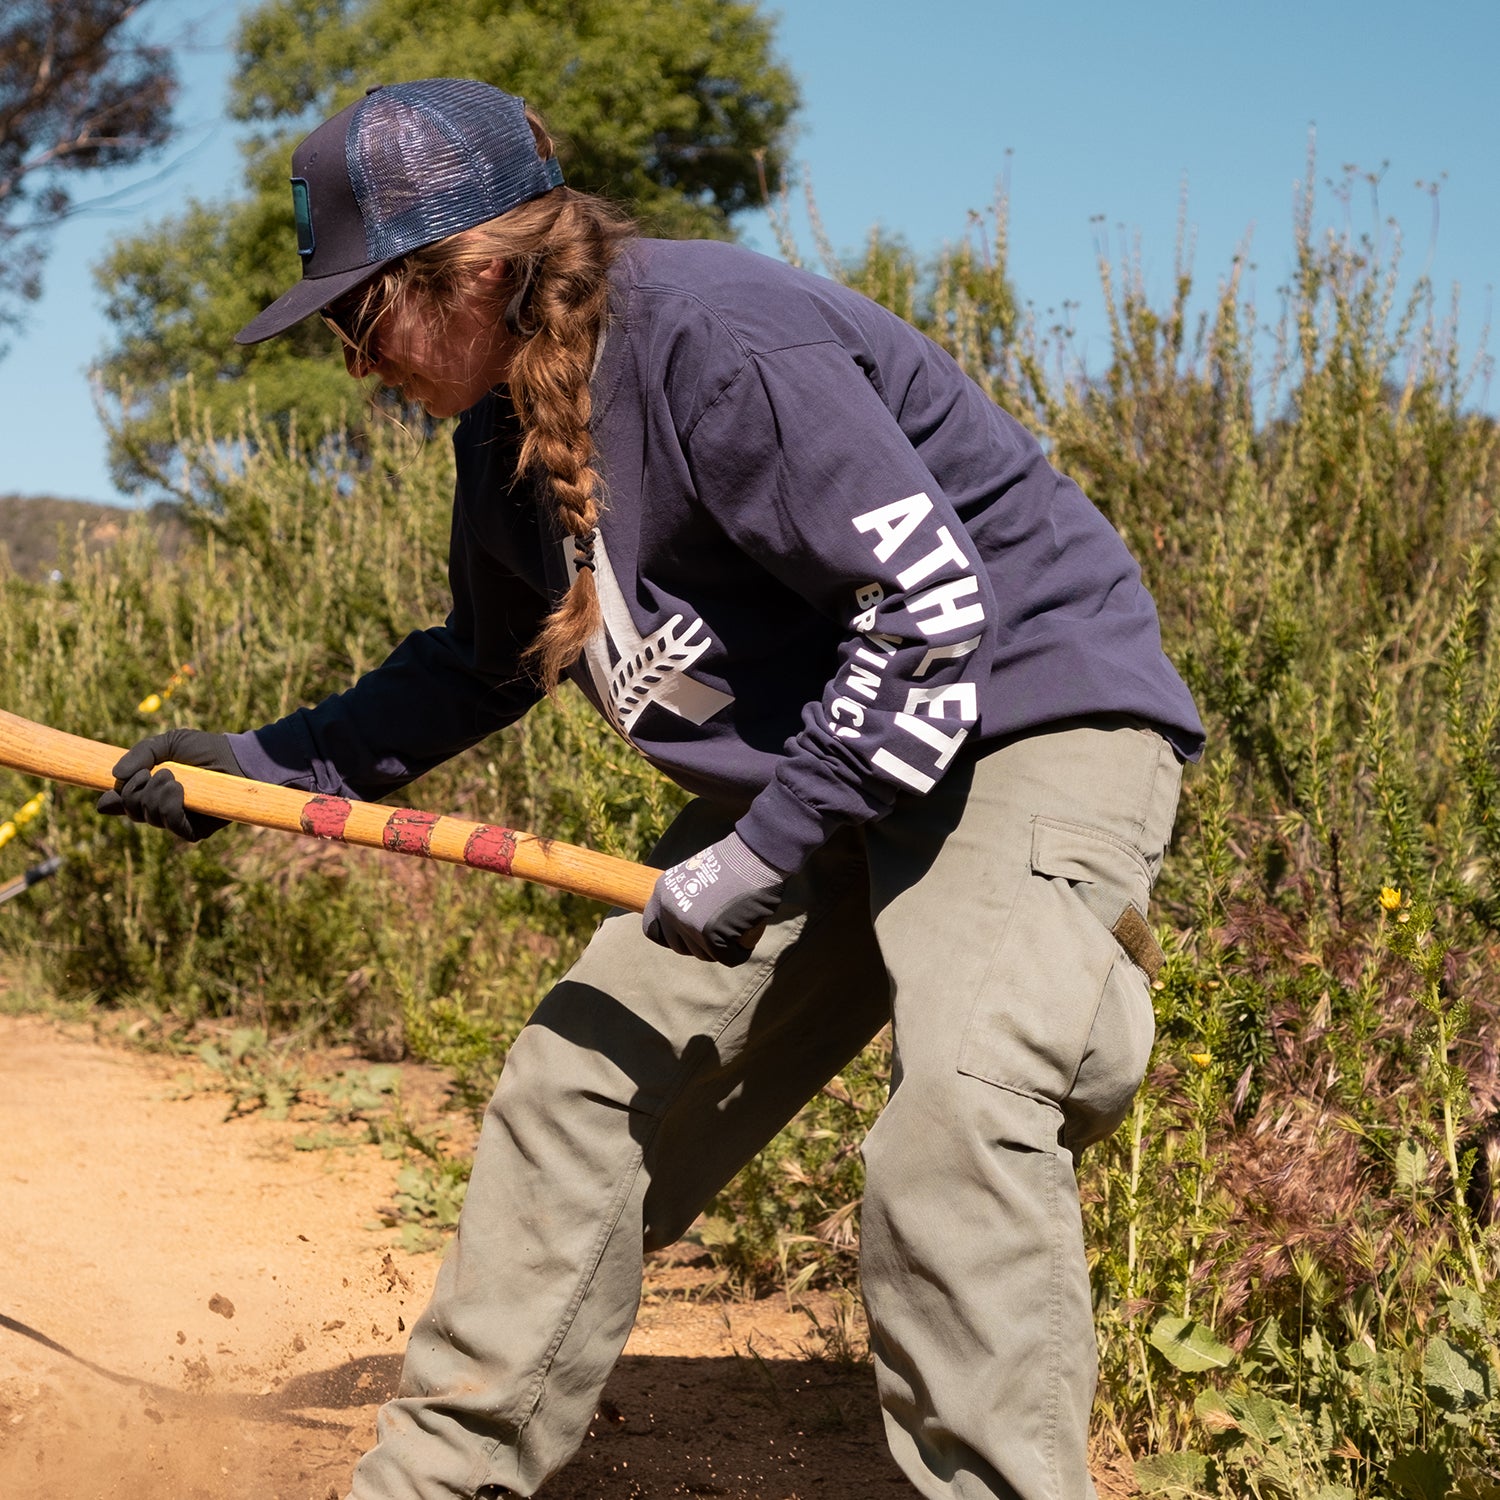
[96,729,243,842]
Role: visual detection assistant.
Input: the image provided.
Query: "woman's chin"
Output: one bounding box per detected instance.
[422,391,477,419]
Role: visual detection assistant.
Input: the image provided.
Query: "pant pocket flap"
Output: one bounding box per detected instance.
[1030,816,1149,904]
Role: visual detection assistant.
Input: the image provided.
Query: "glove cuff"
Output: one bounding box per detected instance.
[717,831,785,886]
[202,733,245,778]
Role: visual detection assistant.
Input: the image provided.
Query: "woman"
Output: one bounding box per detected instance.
[101,78,1204,1500]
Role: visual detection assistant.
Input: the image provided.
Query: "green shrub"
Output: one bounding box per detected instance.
[771,159,1500,1490]
[0,405,684,1042]
[2,153,1498,1496]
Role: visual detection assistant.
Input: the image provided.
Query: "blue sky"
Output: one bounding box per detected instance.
[4,0,1496,506]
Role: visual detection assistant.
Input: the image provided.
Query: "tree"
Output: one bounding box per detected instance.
[95,0,799,491]
[0,0,176,356]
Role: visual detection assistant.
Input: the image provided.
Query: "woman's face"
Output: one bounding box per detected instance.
[330,261,517,418]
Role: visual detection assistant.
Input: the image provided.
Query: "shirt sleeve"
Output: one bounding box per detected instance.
[229,493,548,802]
[684,340,998,874]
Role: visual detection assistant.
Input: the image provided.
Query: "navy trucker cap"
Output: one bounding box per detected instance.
[235,79,565,345]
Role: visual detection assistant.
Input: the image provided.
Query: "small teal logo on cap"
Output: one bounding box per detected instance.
[291,179,314,257]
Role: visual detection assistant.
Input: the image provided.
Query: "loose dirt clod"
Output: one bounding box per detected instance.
[379,1252,412,1294]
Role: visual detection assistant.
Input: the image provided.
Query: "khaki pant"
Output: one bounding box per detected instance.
[350,720,1183,1500]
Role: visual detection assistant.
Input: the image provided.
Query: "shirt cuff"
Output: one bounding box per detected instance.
[226,716,355,798]
[733,781,834,877]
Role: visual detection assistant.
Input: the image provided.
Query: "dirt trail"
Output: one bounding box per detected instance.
[0,1012,910,1500]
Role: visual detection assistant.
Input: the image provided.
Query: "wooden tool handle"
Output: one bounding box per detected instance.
[0,709,660,913]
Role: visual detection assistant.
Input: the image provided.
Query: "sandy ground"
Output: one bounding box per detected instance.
[0,1009,1139,1500]
[0,1011,918,1500]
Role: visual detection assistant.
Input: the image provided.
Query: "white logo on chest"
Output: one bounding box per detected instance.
[569,534,735,735]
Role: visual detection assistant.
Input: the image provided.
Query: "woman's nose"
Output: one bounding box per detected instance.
[343,342,375,379]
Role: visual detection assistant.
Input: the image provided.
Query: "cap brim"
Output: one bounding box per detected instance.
[234,258,400,345]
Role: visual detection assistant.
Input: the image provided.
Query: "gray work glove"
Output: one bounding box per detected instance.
[96,729,244,843]
[643,832,785,966]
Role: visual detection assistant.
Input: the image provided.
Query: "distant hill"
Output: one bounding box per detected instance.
[0,495,189,580]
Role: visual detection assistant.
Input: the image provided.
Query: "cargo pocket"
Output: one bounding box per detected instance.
[957,816,1156,1150]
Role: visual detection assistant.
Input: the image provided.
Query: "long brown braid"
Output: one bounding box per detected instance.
[332,111,636,692]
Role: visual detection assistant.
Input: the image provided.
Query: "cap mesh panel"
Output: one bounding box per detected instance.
[348,80,561,262]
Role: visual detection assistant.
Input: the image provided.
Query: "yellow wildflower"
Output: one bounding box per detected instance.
[138,662,196,716]
[0,792,47,850]
[1379,886,1403,912]
[1189,1051,1212,1069]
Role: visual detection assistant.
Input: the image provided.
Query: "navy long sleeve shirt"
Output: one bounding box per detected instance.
[232,239,1203,874]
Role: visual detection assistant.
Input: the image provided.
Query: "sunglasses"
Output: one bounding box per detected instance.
[321,289,378,352]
